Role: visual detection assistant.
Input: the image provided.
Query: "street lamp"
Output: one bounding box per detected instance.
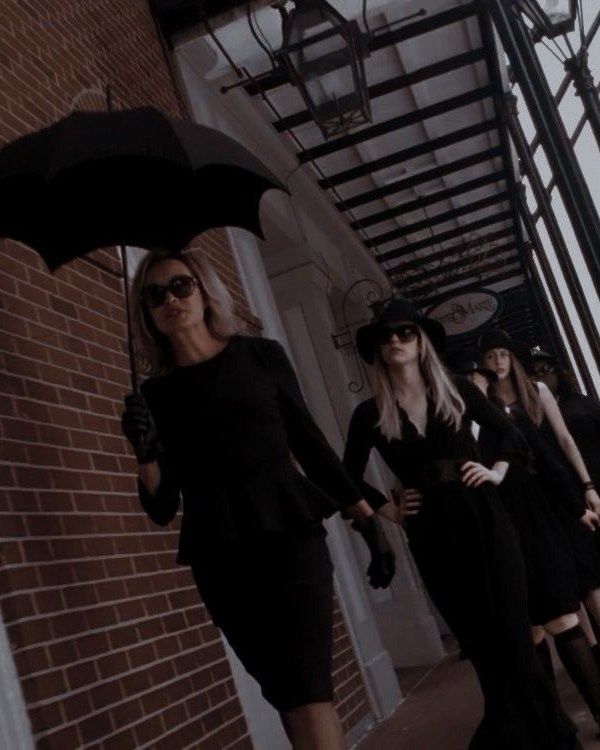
[517,0,577,38]
[514,0,600,154]
[275,0,371,139]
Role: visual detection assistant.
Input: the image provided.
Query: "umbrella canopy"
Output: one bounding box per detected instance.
[0,106,286,270]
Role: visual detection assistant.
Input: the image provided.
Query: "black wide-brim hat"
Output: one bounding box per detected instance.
[447,348,498,382]
[530,345,556,364]
[356,295,446,365]
[477,328,531,364]
[453,359,499,383]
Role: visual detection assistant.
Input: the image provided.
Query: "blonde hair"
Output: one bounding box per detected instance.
[489,350,543,426]
[130,248,242,377]
[371,326,465,441]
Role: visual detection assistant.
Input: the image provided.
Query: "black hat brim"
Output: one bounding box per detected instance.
[356,317,446,365]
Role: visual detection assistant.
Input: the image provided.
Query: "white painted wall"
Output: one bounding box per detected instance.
[0,612,34,750]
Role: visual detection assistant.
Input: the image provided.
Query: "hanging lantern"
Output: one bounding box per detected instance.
[517,0,577,38]
[276,0,371,139]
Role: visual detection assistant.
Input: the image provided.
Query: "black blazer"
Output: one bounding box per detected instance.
[138,335,361,564]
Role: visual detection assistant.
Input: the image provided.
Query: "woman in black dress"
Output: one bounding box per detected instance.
[120,248,384,749]
[343,296,578,749]
[480,330,600,726]
[531,347,600,643]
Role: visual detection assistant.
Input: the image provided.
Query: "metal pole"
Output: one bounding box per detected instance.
[499,93,600,376]
[517,195,598,397]
[486,0,600,311]
[519,242,572,368]
[565,48,600,154]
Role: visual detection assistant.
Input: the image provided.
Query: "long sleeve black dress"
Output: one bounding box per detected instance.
[344,376,577,749]
[478,412,581,626]
[557,391,600,568]
[509,392,600,599]
[136,335,362,712]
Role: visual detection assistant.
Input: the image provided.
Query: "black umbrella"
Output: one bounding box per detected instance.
[0,106,286,388]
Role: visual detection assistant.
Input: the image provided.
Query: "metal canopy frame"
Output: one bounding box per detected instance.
[156,0,587,355]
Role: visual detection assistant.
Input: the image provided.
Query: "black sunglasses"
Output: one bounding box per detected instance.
[377,324,419,345]
[533,363,556,375]
[141,274,199,308]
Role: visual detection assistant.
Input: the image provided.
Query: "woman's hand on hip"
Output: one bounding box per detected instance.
[580,508,600,532]
[460,461,501,488]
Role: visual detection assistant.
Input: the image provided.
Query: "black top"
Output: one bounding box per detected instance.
[343,375,527,510]
[506,398,585,517]
[138,335,362,563]
[557,391,600,488]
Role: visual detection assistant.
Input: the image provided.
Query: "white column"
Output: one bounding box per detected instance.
[0,613,34,749]
[270,263,445,670]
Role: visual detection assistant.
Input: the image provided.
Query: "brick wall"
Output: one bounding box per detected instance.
[0,1,370,747]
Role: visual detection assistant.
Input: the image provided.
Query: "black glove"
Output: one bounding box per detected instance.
[352,515,396,589]
[121,392,160,464]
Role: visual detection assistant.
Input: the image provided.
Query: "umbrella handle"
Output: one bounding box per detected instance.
[119,245,140,393]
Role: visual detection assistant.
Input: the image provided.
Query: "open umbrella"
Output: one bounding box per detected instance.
[0,106,286,387]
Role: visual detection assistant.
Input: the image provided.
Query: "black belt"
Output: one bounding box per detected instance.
[418,458,466,490]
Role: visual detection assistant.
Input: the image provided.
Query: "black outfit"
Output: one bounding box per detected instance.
[516,395,600,598]
[137,335,362,711]
[557,391,600,590]
[344,376,577,749]
[478,415,581,626]
[557,391,600,492]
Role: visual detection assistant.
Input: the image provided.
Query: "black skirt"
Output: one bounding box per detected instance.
[189,524,334,712]
[499,467,581,625]
[405,481,578,749]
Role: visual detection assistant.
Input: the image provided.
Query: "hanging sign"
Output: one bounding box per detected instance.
[426,290,502,337]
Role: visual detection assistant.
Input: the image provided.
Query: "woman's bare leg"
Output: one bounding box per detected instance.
[281,702,345,750]
[584,588,600,641]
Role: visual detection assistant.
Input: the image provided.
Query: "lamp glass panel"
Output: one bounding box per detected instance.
[287,6,358,113]
[537,0,574,26]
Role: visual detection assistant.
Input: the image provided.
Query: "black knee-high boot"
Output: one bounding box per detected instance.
[554,625,600,721]
[536,638,555,684]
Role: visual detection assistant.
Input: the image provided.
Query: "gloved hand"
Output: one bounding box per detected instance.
[352,515,396,589]
[121,391,160,464]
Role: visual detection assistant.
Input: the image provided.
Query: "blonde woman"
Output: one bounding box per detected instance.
[481,329,600,730]
[120,248,378,749]
[343,297,578,749]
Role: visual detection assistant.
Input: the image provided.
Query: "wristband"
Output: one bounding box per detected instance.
[583,481,596,492]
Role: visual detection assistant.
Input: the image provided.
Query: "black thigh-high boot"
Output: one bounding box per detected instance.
[536,638,556,685]
[554,625,600,722]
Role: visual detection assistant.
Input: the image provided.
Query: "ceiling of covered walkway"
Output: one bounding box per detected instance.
[157,0,541,344]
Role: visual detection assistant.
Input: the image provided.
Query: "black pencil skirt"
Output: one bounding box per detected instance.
[189,524,335,712]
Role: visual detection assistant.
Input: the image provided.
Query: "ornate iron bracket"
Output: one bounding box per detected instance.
[331,277,389,392]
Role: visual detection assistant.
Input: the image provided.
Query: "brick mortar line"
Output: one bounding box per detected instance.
[333,671,366,694]
[0,528,179,541]
[1,348,132,390]
[336,682,367,704]
[0,510,153,517]
[32,659,232,741]
[25,637,225,712]
[0,547,180,574]
[7,601,203,654]
[1,435,131,458]
[2,583,199,627]
[1,329,130,375]
[97,689,242,750]
[5,380,127,410]
[0,465,136,481]
[10,264,126,316]
[17,616,214,683]
[3,307,127,359]
[175,711,249,750]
